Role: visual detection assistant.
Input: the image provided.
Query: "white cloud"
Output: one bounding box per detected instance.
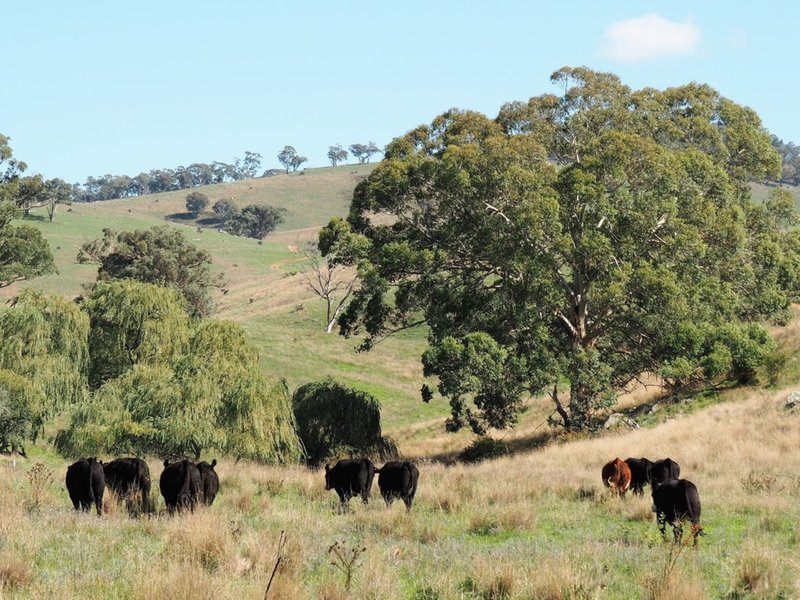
[601,14,701,61]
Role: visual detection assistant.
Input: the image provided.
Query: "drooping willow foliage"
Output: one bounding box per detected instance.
[82,280,191,389]
[0,290,89,441]
[292,378,397,466]
[55,294,302,464]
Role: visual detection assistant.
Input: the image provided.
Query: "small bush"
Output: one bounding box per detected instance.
[740,472,780,493]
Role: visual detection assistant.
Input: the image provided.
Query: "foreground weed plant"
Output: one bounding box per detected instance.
[24,462,54,513]
[328,540,366,592]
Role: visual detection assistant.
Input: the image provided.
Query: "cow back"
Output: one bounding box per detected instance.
[197,460,220,505]
[650,458,681,487]
[326,458,375,497]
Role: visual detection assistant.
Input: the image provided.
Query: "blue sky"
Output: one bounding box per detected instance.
[3,1,798,183]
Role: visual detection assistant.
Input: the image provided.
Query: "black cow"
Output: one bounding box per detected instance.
[160,459,202,513]
[376,461,419,511]
[324,458,375,510]
[649,458,681,487]
[103,457,151,513]
[625,457,653,496]
[197,459,220,506]
[651,478,703,545]
[65,458,105,516]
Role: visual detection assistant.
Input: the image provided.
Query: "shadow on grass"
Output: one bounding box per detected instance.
[21,213,46,222]
[164,212,197,222]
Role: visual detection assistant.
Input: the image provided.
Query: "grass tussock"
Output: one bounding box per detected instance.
[133,562,222,600]
[164,511,236,572]
[0,553,31,591]
[731,544,792,598]
[640,541,706,600]
[527,557,603,600]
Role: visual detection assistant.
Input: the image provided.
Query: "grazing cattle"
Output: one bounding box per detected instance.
[651,478,703,545]
[103,457,151,513]
[649,458,681,487]
[197,459,220,506]
[324,458,375,510]
[625,457,653,496]
[65,458,105,516]
[376,461,419,511]
[159,459,202,513]
[601,457,632,497]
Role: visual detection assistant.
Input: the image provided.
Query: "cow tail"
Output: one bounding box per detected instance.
[87,458,96,505]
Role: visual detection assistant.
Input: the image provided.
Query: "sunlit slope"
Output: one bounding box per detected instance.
[0,164,455,436]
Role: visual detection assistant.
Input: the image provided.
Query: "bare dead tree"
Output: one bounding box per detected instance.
[300,243,359,333]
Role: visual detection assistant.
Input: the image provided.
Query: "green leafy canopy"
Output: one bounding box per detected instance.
[324,67,799,433]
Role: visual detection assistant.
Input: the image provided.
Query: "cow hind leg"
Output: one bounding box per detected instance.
[403,495,413,512]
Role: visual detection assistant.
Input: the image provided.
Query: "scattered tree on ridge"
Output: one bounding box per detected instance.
[328,144,349,166]
[77,226,222,318]
[323,67,800,434]
[278,146,300,173]
[235,151,263,179]
[349,142,381,164]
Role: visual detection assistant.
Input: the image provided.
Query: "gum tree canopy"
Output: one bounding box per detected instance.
[323,67,800,433]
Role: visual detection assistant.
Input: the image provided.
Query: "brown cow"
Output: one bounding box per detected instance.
[601,457,632,498]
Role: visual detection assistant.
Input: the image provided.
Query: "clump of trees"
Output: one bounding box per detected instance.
[0,138,56,284]
[771,136,800,185]
[292,378,397,466]
[323,67,800,434]
[77,226,222,318]
[209,199,285,240]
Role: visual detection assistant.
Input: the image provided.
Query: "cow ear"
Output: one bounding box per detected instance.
[164,459,170,467]
[211,459,217,467]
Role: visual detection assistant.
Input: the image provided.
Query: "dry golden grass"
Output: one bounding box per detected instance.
[0,382,798,598]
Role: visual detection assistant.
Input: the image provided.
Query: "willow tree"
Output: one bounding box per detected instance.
[82,280,191,389]
[292,378,396,466]
[57,283,302,463]
[0,290,89,441]
[323,67,799,433]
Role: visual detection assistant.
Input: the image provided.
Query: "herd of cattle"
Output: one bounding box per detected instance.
[602,456,703,545]
[64,454,699,544]
[65,457,220,515]
[63,457,420,515]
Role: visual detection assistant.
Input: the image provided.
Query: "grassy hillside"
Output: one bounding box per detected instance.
[1,383,798,599]
[3,170,799,454]
[0,164,457,446]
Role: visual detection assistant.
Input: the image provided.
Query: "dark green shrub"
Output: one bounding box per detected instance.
[292,378,397,466]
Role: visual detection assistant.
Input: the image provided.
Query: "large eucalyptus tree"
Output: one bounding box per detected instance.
[322,67,799,433]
